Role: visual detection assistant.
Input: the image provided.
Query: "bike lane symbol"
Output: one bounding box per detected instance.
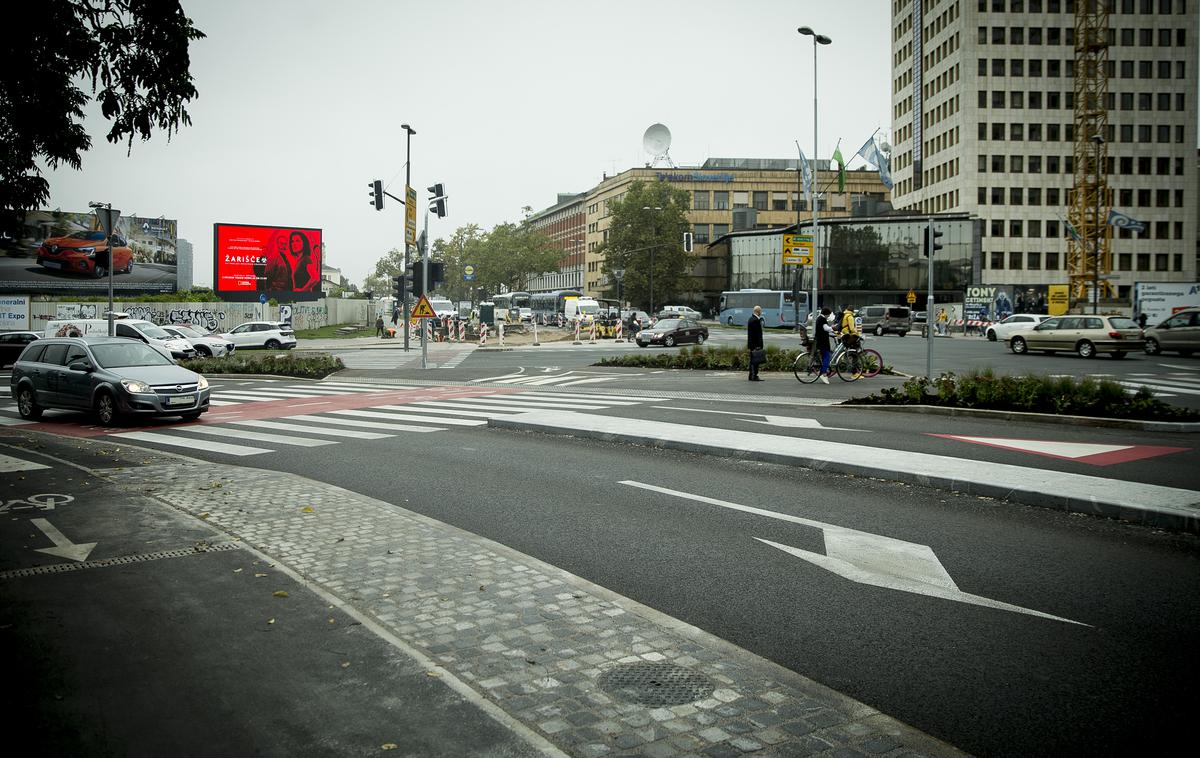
[0,493,75,515]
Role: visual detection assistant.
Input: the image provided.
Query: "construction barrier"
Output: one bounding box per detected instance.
[588,320,597,343]
[614,321,624,342]
[478,323,488,346]
[458,320,467,342]
[573,320,582,344]
[498,321,505,347]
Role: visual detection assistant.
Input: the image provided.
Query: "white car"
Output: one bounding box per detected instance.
[986,314,1052,342]
[221,321,297,350]
[162,325,237,358]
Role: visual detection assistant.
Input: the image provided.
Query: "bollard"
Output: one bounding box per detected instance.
[573,319,582,345]
[478,323,488,346]
[614,320,624,343]
[532,320,540,346]
[459,320,467,342]
[498,320,505,347]
[588,320,597,344]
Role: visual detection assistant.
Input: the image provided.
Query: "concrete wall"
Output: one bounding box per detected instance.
[28,298,369,333]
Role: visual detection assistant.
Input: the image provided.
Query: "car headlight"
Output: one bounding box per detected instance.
[197,375,209,390]
[122,378,152,394]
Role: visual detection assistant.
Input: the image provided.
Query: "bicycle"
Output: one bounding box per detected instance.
[792,333,883,383]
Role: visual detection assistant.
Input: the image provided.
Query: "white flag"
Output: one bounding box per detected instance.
[798,148,813,202]
[855,134,894,191]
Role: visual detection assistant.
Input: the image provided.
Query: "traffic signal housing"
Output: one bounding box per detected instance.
[428,183,447,218]
[392,274,405,303]
[407,259,426,298]
[923,225,943,257]
[429,261,445,289]
[683,231,694,253]
[370,180,384,211]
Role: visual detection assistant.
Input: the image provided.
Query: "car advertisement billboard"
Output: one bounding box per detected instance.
[0,210,178,295]
[213,223,322,302]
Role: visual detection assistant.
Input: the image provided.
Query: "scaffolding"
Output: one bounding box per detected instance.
[1067,0,1115,309]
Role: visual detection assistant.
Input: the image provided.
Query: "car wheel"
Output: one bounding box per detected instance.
[726,316,734,325]
[95,391,120,426]
[93,265,107,279]
[17,387,43,420]
[986,329,997,342]
[665,336,675,347]
[1111,351,1127,359]
[1144,337,1160,355]
[1077,340,1096,359]
[1010,336,1027,355]
[898,331,906,337]
[874,325,884,336]
[196,345,212,357]
[696,333,706,345]
[265,339,281,349]
[124,259,134,274]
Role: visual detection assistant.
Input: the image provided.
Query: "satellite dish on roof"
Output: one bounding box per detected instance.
[643,123,675,167]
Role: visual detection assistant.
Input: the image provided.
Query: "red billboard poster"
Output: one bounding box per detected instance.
[213,223,322,302]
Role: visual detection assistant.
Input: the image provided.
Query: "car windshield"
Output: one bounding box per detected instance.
[91,342,174,368]
[138,324,174,339]
[655,319,682,330]
[173,326,204,338]
[68,231,107,241]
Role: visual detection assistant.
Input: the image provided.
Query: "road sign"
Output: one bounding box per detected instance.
[405,186,417,246]
[782,234,813,266]
[783,252,814,266]
[410,295,437,318]
[906,290,917,305]
[463,264,475,281]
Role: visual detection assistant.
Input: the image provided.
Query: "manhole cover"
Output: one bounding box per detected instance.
[597,662,714,706]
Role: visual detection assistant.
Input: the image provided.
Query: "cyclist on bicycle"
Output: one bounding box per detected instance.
[838,305,860,349]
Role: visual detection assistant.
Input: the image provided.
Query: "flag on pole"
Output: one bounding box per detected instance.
[855,133,894,190]
[1063,218,1082,243]
[798,147,813,202]
[1106,209,1147,233]
[832,142,845,193]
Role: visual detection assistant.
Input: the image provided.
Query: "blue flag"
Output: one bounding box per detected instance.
[1107,209,1147,234]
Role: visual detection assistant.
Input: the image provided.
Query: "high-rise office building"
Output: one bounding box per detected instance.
[890,0,1198,301]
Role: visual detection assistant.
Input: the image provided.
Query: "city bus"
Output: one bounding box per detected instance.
[718,289,810,328]
[492,291,531,322]
[529,290,581,321]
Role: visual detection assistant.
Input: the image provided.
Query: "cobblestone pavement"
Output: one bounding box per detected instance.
[112,459,963,757]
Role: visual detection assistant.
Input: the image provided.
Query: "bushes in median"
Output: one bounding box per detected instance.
[846,368,1199,421]
[181,352,344,379]
[597,345,897,374]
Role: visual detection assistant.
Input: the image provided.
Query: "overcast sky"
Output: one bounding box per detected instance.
[43,0,892,288]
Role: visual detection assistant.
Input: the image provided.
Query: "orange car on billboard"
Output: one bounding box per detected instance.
[36,231,134,277]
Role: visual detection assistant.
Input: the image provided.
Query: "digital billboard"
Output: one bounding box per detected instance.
[213,223,322,302]
[0,210,178,295]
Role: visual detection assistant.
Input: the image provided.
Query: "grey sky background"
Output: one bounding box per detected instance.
[44,0,892,288]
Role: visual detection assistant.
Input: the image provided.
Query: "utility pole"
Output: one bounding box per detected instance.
[402,124,416,350]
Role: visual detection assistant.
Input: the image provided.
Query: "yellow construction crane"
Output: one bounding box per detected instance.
[1067,1,1115,310]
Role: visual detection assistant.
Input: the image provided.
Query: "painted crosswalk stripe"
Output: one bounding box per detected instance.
[215,390,328,399]
[111,431,271,456]
[0,415,34,426]
[555,377,633,386]
[0,452,49,472]
[225,419,393,439]
[518,391,657,403]
[327,408,486,426]
[169,425,338,447]
[480,393,630,407]
[415,398,609,411]
[313,382,419,391]
[209,399,242,406]
[1119,380,1200,396]
[282,414,445,433]
[365,404,517,420]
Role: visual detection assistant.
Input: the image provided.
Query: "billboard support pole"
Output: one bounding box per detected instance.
[90,202,120,336]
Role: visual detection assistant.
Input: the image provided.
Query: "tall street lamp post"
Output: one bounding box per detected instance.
[797,26,831,319]
[401,123,416,350]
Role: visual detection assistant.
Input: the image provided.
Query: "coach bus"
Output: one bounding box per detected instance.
[530,289,581,321]
[718,289,810,328]
[492,291,531,322]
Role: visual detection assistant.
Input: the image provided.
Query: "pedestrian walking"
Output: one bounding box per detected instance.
[375,316,385,338]
[1137,312,1148,330]
[814,307,834,384]
[936,308,948,336]
[747,305,765,381]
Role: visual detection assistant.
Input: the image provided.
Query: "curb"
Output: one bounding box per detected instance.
[839,402,1200,433]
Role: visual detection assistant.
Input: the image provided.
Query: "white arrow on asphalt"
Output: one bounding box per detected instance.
[31,518,97,562]
[621,481,1088,627]
[650,406,864,431]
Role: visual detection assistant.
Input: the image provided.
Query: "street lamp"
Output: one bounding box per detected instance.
[1090,133,1104,315]
[797,26,831,321]
[642,206,663,315]
[401,123,416,350]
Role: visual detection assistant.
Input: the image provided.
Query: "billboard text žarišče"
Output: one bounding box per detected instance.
[213,223,322,302]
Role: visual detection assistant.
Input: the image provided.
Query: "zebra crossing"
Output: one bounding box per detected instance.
[332,346,475,370]
[469,370,640,387]
[102,387,658,458]
[1112,372,1200,398]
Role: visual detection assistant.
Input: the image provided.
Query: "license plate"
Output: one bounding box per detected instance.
[41,260,62,269]
[166,394,195,406]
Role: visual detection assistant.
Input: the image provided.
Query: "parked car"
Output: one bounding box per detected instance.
[656,305,703,320]
[1006,315,1143,358]
[0,331,40,368]
[43,317,196,360]
[161,325,237,358]
[1142,307,1199,356]
[635,318,708,347]
[36,230,134,278]
[9,336,211,426]
[858,305,911,336]
[220,321,297,350]
[985,314,1052,342]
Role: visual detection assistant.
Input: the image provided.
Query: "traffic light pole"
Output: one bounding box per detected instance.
[925,217,935,384]
[421,206,429,370]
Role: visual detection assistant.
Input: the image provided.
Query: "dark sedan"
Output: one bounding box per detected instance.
[9,336,210,426]
[635,318,708,347]
[0,331,40,368]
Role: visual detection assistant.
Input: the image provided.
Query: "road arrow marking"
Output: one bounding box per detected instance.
[31,519,97,562]
[931,435,1188,466]
[650,407,864,431]
[620,480,1088,626]
[471,369,527,382]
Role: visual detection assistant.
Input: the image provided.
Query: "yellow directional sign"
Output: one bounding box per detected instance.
[906,290,917,305]
[782,234,813,266]
[405,186,417,246]
[410,294,437,318]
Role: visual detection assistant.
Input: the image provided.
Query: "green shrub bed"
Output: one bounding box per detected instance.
[181,352,344,379]
[597,345,897,374]
[847,369,1199,422]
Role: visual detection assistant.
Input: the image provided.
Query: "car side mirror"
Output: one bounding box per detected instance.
[68,360,92,372]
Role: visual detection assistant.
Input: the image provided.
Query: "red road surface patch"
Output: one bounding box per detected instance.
[16,386,527,439]
[930,434,1189,466]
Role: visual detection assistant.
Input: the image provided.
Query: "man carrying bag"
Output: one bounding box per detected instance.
[747,305,765,381]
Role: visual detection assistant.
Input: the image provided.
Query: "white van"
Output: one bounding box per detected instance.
[428,296,456,319]
[564,296,600,324]
[45,319,196,360]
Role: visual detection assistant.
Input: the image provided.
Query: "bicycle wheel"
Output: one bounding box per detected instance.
[834,349,863,381]
[859,348,883,378]
[793,352,822,383]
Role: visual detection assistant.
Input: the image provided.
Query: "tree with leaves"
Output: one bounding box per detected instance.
[599,180,693,312]
[0,0,205,233]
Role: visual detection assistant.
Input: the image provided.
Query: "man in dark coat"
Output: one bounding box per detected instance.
[747,305,765,381]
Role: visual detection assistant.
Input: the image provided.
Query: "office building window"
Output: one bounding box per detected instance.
[1156,253,1169,271]
[979,155,988,172]
[1176,189,1184,207]
[992,90,1006,108]
[714,191,729,209]
[1010,155,1024,173]
[1155,221,1170,238]
[1028,252,1042,270]
[712,223,729,238]
[991,187,1005,204]
[979,57,988,75]
[1011,91,1024,108]
[1046,189,1060,206]
[1030,59,1043,76]
[990,251,1005,269]
[1119,188,1133,205]
[978,186,988,204]
[1137,189,1150,206]
[752,191,767,210]
[1047,155,1060,173]
[991,155,1005,172]
[1011,27,1024,44]
[1174,253,1184,271]
[1028,187,1042,205]
[733,191,749,208]
[1010,188,1024,206]
[1010,219,1024,236]
[992,123,1006,140]
[1010,123,1024,140]
[1137,253,1149,271]
[1046,251,1059,270]
[1119,253,1132,270]
[693,191,709,210]
[693,224,710,244]
[993,59,1006,76]
[772,192,788,211]
[1009,251,1023,269]
[792,192,806,211]
[1028,155,1042,173]
[1029,92,1043,109]
[991,219,1005,236]
[1047,220,1060,237]
[979,122,989,140]
[979,90,989,108]
[992,26,1006,44]
[1029,220,1042,237]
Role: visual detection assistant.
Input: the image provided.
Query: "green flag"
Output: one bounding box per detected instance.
[832,143,845,192]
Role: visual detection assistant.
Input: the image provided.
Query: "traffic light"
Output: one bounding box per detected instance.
[923,225,943,257]
[429,261,445,288]
[392,274,405,303]
[683,231,694,253]
[409,259,426,298]
[428,183,447,218]
[369,180,384,211]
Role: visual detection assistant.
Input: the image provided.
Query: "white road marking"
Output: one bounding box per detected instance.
[0,452,48,471]
[0,416,35,427]
[472,370,528,383]
[651,406,865,431]
[329,408,487,426]
[281,414,445,433]
[31,518,96,562]
[620,481,1087,626]
[169,425,337,447]
[225,419,393,439]
[412,399,608,411]
[111,431,272,456]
